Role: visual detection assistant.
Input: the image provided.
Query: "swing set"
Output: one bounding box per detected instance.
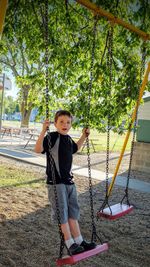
[97,60,150,220]
[1,0,150,265]
[46,1,149,265]
[75,0,150,222]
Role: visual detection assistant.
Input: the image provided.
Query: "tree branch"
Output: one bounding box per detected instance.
[5,41,18,69]
[20,45,30,74]
[0,58,19,77]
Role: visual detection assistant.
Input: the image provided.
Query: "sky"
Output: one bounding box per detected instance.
[4,72,19,99]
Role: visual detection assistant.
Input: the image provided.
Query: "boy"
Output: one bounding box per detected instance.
[35,110,96,255]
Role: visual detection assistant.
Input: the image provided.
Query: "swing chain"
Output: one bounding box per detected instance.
[86,16,99,242]
[106,25,114,197]
[98,25,114,214]
[121,41,146,205]
[44,0,67,258]
[45,0,49,120]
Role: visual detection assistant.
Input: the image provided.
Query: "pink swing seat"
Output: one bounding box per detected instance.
[56,243,109,266]
[97,203,133,220]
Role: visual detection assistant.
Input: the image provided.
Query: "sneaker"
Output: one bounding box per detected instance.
[68,243,84,255]
[80,240,96,251]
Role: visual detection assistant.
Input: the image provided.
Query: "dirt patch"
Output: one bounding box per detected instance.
[0,155,150,267]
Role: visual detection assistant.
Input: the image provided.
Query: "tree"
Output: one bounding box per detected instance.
[4,95,17,115]
[0,0,150,130]
[62,0,150,131]
[0,1,45,126]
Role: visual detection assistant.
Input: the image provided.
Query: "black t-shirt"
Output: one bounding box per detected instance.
[42,131,78,184]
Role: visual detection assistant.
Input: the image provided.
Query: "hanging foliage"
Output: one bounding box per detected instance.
[0,0,149,129]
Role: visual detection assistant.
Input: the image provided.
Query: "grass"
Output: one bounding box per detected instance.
[0,163,44,188]
[90,131,133,152]
[71,129,133,153]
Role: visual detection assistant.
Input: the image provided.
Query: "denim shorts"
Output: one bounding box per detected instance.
[47,184,80,224]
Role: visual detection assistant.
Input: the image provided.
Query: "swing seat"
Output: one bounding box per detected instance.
[97,203,133,220]
[56,243,108,266]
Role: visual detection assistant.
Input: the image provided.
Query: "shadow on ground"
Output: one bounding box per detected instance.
[0,172,150,267]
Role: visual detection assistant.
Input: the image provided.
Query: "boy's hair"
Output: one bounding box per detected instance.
[54,110,73,122]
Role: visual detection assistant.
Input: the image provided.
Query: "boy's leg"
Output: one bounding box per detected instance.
[68,218,96,251]
[61,221,84,254]
[68,185,96,251]
[47,184,84,254]
[68,218,82,238]
[61,222,75,248]
[61,222,73,240]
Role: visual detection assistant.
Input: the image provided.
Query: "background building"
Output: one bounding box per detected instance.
[132,92,150,173]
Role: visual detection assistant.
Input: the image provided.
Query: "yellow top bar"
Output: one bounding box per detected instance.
[76,0,150,40]
[0,0,8,39]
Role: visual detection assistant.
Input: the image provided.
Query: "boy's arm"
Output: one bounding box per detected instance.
[76,128,90,151]
[34,119,50,153]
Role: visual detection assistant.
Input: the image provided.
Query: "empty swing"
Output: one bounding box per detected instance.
[97,37,147,220]
[43,2,108,266]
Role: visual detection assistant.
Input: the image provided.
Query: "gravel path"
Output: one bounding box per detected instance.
[0,153,150,267]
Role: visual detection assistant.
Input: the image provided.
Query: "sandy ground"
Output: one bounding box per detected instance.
[0,153,150,267]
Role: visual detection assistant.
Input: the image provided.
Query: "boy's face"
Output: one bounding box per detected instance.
[54,115,72,135]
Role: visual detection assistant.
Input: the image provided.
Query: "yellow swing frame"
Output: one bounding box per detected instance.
[0,0,8,39]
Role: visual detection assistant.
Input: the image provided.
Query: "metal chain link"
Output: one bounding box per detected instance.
[98,25,114,214]
[106,25,113,197]
[85,16,102,243]
[45,0,49,120]
[121,41,146,205]
[44,0,67,258]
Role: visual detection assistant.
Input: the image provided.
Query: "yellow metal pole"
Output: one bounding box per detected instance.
[0,0,8,39]
[76,0,150,40]
[108,62,150,196]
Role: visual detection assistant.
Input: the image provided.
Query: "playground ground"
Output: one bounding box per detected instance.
[0,146,150,267]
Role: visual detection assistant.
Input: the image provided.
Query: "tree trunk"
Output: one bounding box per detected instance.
[21,108,32,128]
[20,85,32,128]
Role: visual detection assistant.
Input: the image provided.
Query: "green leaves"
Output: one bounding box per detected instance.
[0,0,150,128]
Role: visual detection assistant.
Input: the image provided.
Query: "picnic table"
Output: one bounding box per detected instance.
[24,132,39,148]
[0,126,37,144]
[0,126,22,137]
